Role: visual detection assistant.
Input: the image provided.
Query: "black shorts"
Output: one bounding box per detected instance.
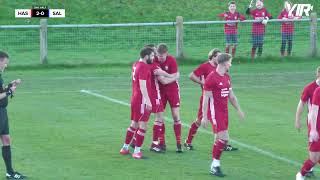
[0,108,9,135]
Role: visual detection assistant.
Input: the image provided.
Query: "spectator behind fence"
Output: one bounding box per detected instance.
[218,1,246,58]
[278,0,301,57]
[246,0,272,60]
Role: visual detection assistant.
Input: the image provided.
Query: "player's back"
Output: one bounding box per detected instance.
[131,60,151,104]
[200,62,216,80]
[194,61,216,88]
[312,87,320,129]
[302,81,319,109]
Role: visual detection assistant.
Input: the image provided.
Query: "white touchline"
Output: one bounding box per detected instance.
[80,89,303,168]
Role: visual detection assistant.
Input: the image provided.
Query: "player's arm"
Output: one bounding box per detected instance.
[201,90,213,128]
[309,103,319,142]
[189,72,203,85]
[295,100,306,131]
[139,79,152,111]
[157,73,179,85]
[246,7,252,15]
[229,89,244,120]
[0,93,10,100]
[261,10,272,25]
[266,10,272,19]
[153,68,175,78]
[0,84,16,100]
[239,14,246,21]
[218,12,228,18]
[246,0,255,15]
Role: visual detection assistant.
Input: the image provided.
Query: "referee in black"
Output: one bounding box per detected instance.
[0,51,26,179]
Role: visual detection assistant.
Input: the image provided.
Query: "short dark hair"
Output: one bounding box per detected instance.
[144,44,157,53]
[157,43,168,54]
[140,47,154,58]
[228,1,236,6]
[217,53,232,64]
[0,51,9,60]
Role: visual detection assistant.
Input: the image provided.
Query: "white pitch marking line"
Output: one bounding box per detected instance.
[80,89,302,167]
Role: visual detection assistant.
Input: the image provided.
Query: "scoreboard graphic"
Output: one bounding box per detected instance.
[15,6,65,18]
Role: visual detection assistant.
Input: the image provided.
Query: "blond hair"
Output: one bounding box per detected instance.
[208,48,221,60]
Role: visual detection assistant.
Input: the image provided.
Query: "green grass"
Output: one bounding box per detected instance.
[0,60,318,179]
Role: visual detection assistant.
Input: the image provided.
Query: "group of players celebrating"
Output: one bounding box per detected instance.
[118,0,318,179]
[119,43,245,177]
[119,43,320,179]
[218,0,300,60]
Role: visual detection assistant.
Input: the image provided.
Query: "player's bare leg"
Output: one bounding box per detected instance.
[120,121,138,155]
[171,107,182,153]
[296,152,320,180]
[150,112,164,153]
[210,130,229,177]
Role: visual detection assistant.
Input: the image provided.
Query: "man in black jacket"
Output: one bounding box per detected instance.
[0,51,26,179]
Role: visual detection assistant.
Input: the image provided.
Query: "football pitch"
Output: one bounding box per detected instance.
[3,59,319,180]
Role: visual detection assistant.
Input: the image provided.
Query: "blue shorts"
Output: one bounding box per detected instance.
[252,34,264,46]
[282,32,293,41]
[225,34,238,44]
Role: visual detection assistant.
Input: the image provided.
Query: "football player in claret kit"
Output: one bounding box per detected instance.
[246,0,272,59]
[184,49,220,151]
[278,0,301,57]
[146,45,181,153]
[296,87,320,180]
[295,66,320,178]
[127,44,179,153]
[184,49,238,152]
[155,43,183,153]
[218,1,246,58]
[0,51,26,179]
[201,53,244,177]
[119,47,155,159]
